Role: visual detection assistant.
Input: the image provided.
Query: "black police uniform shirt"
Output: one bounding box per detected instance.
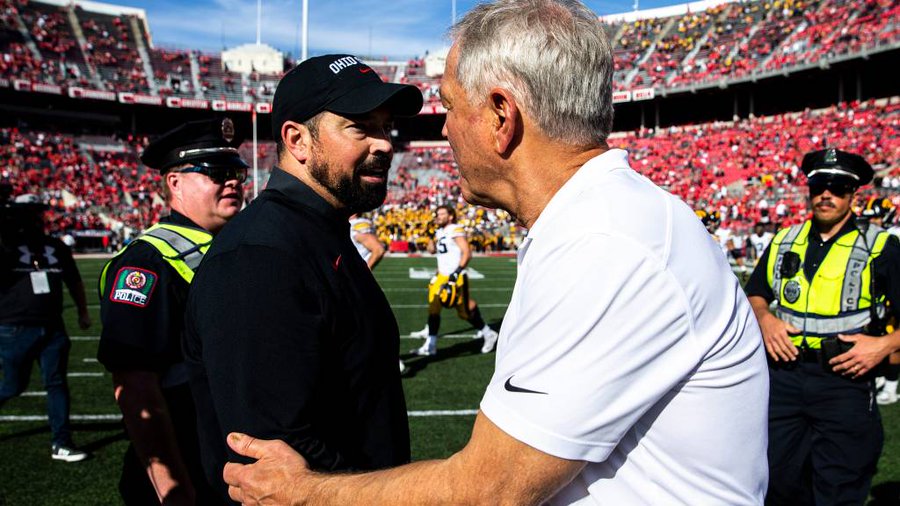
[184,167,410,497]
[0,234,80,326]
[746,218,900,319]
[98,211,204,373]
[97,210,226,505]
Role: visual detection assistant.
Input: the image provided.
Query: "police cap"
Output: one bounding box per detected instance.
[141,117,248,172]
[271,54,423,137]
[801,148,873,187]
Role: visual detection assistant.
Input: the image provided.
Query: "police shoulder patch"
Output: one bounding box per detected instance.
[110,266,158,308]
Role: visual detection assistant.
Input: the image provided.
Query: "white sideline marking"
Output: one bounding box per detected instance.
[408,409,478,417]
[0,414,121,422]
[82,358,98,363]
[71,336,99,341]
[401,333,477,339]
[22,391,47,397]
[409,268,485,280]
[68,372,103,377]
[1,410,478,423]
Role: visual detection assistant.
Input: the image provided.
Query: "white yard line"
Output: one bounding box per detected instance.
[1,410,478,423]
[67,372,104,377]
[401,333,477,339]
[21,391,47,397]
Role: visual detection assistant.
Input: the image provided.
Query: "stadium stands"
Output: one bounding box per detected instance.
[2,0,897,102]
[3,97,898,251]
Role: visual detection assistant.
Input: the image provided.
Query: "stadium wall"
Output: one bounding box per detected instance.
[2,48,897,140]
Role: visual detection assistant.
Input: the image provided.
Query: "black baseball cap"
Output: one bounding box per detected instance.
[271,54,423,137]
[801,148,873,188]
[141,117,248,172]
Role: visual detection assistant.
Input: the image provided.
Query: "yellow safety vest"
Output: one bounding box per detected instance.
[766,220,890,349]
[99,223,213,295]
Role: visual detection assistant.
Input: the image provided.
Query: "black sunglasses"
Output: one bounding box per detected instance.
[809,182,856,197]
[177,165,248,184]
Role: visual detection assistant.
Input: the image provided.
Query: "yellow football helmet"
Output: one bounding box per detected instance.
[438,280,459,308]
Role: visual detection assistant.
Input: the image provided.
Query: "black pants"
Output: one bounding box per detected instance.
[766,361,883,506]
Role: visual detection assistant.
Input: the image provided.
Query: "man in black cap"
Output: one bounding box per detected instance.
[183,54,422,500]
[744,148,900,504]
[0,192,92,462]
[97,117,247,504]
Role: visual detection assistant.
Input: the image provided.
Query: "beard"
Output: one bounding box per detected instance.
[309,148,390,214]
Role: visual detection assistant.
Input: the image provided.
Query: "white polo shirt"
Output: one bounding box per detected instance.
[480,149,768,505]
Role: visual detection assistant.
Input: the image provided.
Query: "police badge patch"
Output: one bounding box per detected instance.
[783,280,801,304]
[110,267,158,307]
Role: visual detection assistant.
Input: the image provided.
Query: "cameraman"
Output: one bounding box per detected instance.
[0,191,91,462]
[745,149,900,504]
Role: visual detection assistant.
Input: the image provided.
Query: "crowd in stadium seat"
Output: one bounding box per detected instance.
[3,97,899,253]
[3,0,897,100]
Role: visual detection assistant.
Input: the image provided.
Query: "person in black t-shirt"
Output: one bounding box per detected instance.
[183,55,423,501]
[0,194,91,462]
[97,118,247,505]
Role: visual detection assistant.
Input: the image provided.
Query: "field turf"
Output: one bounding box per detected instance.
[1,256,899,504]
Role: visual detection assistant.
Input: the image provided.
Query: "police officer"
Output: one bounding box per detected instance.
[97,118,247,504]
[0,191,91,462]
[745,148,900,505]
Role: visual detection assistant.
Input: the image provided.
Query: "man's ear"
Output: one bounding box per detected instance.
[165,171,181,202]
[281,121,314,164]
[488,87,519,155]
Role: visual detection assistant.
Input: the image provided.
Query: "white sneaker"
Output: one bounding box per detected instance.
[51,444,89,463]
[399,360,407,374]
[409,326,429,339]
[876,376,886,390]
[413,342,436,356]
[877,389,898,405]
[480,328,499,354]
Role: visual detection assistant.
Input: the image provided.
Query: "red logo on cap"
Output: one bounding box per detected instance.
[359,67,373,74]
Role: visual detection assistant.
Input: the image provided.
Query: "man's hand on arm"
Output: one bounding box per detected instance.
[223,411,585,506]
[113,370,195,505]
[748,295,799,362]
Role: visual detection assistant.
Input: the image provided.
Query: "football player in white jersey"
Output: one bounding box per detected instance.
[349,213,405,373]
[412,205,498,356]
[349,213,385,270]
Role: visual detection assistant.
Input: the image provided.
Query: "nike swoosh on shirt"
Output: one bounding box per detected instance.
[504,376,548,395]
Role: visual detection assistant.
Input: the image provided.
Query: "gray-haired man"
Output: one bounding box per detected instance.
[222,1,769,504]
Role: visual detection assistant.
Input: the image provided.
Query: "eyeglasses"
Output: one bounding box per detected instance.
[809,180,856,197]
[177,165,248,184]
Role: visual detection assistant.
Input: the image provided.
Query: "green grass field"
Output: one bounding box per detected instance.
[1,256,900,504]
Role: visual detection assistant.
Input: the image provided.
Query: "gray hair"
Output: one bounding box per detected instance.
[450,0,614,147]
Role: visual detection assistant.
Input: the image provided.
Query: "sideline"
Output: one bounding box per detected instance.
[1,409,479,423]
